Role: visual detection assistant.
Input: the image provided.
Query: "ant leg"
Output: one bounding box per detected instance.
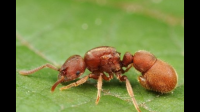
[60,75,89,90]
[87,72,113,104]
[19,63,59,75]
[88,73,103,104]
[121,52,133,74]
[122,64,133,74]
[96,73,103,104]
[125,78,141,112]
[88,73,99,79]
[102,73,114,81]
[116,72,141,112]
[89,72,113,104]
[88,73,104,104]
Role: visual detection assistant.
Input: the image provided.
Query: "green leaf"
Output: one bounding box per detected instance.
[16,0,184,112]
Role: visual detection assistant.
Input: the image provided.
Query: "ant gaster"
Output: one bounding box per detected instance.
[133,50,177,93]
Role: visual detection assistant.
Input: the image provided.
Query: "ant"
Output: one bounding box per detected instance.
[19,46,178,112]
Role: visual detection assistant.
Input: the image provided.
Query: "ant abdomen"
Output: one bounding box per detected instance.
[133,50,178,93]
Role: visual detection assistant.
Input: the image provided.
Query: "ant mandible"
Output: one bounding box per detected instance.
[19,46,178,112]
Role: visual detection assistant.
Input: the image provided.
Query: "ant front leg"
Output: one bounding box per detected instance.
[60,75,89,90]
[116,72,141,112]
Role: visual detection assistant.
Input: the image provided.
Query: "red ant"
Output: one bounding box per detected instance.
[19,46,178,112]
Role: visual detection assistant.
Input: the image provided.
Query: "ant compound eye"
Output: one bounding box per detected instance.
[76,71,80,75]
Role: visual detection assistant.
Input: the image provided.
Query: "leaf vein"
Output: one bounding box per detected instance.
[16,31,59,66]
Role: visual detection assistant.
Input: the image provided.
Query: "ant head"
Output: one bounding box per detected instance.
[59,55,86,81]
[133,50,157,73]
[51,55,86,91]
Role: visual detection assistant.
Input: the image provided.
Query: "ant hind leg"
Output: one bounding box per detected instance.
[116,72,141,112]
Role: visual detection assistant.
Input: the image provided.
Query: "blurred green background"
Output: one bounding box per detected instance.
[16,0,184,112]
